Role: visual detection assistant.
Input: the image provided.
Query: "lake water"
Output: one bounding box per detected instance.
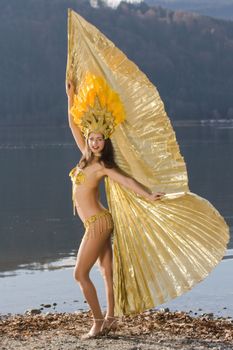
[0,122,232,316]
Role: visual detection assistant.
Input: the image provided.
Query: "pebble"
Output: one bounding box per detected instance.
[24,309,41,315]
[159,307,170,313]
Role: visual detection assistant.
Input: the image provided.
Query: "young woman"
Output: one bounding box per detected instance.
[66,80,165,339]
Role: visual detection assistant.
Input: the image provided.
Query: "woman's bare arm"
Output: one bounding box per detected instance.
[103,167,165,200]
[66,81,85,154]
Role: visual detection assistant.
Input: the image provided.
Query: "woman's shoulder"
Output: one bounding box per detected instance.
[98,161,116,175]
[98,161,107,174]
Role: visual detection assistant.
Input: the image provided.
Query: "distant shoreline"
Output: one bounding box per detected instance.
[0,119,233,128]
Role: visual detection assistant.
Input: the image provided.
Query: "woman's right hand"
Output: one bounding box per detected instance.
[66,79,75,98]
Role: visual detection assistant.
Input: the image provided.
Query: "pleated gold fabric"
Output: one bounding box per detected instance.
[66,9,230,316]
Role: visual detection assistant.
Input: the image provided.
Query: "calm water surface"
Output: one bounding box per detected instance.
[0,122,232,315]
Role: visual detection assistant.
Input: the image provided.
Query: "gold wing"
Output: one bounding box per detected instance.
[66,9,229,316]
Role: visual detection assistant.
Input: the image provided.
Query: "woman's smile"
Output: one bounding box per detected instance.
[88,132,105,153]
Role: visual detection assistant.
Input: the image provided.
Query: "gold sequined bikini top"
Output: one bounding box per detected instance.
[69,166,86,185]
[69,166,86,215]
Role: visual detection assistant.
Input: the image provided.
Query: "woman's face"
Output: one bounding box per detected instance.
[88,132,105,154]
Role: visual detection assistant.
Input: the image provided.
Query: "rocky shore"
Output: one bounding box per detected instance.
[1,309,233,350]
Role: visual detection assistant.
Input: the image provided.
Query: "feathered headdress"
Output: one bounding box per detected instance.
[69,72,126,139]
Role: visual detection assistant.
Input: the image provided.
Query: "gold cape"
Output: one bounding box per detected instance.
[66,9,230,316]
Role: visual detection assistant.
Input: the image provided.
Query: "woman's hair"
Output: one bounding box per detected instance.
[78,136,117,169]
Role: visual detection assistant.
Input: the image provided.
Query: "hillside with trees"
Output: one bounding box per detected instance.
[0,0,233,125]
[146,0,233,20]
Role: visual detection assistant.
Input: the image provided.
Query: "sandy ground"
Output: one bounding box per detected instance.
[1,331,233,350]
[1,310,233,350]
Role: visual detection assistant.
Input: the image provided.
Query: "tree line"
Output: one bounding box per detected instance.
[0,0,233,125]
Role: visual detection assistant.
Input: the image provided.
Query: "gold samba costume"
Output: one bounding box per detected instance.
[69,164,114,238]
[66,9,230,316]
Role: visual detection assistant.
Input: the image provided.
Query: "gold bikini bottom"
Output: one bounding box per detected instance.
[83,209,114,240]
[84,209,113,229]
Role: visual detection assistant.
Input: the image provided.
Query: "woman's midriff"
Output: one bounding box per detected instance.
[73,186,106,223]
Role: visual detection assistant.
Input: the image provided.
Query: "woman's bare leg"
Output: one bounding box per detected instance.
[98,237,114,317]
[74,216,113,336]
[74,235,105,320]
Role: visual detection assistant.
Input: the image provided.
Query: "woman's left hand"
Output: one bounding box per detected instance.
[149,192,166,200]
